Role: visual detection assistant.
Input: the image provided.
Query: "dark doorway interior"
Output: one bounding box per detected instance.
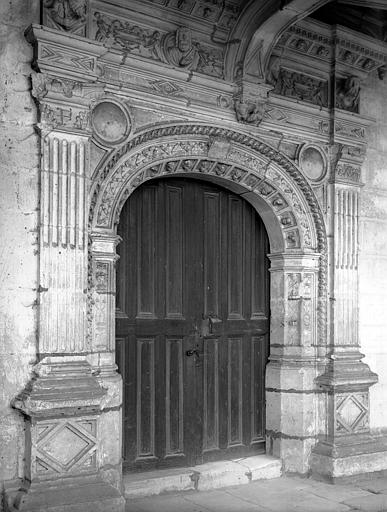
[116,177,270,472]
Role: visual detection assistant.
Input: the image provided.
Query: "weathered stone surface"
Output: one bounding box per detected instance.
[0,0,40,495]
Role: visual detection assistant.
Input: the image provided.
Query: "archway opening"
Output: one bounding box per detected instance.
[115,176,271,472]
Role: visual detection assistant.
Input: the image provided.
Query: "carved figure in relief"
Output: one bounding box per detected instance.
[234,99,266,125]
[336,76,360,112]
[378,66,386,80]
[43,0,86,32]
[162,26,200,70]
[266,56,281,87]
[94,12,114,43]
[270,67,327,107]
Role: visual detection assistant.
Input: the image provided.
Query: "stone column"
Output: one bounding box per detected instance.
[266,252,320,474]
[10,122,125,509]
[311,153,382,480]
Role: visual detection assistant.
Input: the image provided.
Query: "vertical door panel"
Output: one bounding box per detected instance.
[137,187,157,318]
[228,197,244,319]
[136,338,156,460]
[204,192,220,317]
[227,337,243,447]
[165,186,183,319]
[165,338,184,456]
[203,337,220,452]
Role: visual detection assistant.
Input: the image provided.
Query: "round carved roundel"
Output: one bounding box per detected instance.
[299,145,326,182]
[91,100,131,146]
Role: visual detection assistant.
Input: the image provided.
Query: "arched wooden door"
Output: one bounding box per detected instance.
[116,177,270,471]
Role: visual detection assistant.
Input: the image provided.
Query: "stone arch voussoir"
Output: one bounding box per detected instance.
[89,123,327,344]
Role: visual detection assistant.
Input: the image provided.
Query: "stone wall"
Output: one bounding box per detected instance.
[0,0,39,502]
[359,72,387,431]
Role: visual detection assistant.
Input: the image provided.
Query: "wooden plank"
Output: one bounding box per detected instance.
[204,192,220,317]
[203,337,220,452]
[228,197,243,319]
[165,185,183,319]
[137,186,156,318]
[136,338,156,459]
[165,338,184,455]
[227,337,243,447]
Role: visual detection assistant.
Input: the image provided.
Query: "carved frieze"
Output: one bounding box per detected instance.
[335,164,361,184]
[92,16,224,78]
[31,72,105,102]
[145,0,241,31]
[43,0,88,36]
[268,65,328,108]
[40,103,90,132]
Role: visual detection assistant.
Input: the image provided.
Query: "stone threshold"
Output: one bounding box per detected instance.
[123,454,282,499]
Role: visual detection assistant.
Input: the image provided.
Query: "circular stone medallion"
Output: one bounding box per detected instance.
[91,101,130,145]
[299,146,326,181]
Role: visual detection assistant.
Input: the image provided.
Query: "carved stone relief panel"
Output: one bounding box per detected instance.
[43,0,88,36]
[135,0,241,33]
[91,14,224,78]
[335,393,369,434]
[267,63,328,108]
[33,417,97,478]
[336,76,360,113]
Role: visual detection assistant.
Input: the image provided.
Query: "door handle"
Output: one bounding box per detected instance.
[186,348,201,357]
[201,315,222,336]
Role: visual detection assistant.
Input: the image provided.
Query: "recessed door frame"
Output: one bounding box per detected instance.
[115,177,271,469]
[90,125,326,477]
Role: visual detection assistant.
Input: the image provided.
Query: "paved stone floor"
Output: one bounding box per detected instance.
[125,474,387,512]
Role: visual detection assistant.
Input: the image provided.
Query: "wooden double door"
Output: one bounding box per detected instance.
[116,177,270,471]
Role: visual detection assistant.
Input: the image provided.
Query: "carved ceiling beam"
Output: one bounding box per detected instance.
[241,0,331,83]
[338,0,387,9]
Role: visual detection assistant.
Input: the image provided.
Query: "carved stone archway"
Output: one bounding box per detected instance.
[89,123,327,475]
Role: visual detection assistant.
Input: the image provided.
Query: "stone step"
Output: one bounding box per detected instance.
[124,455,282,499]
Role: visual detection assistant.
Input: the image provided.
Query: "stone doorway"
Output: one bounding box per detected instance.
[115,177,270,471]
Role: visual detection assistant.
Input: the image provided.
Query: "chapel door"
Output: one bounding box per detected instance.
[116,177,270,472]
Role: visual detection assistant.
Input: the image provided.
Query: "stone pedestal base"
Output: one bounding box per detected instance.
[8,474,125,512]
[311,433,387,481]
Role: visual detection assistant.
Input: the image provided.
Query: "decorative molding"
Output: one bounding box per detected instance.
[286,20,387,71]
